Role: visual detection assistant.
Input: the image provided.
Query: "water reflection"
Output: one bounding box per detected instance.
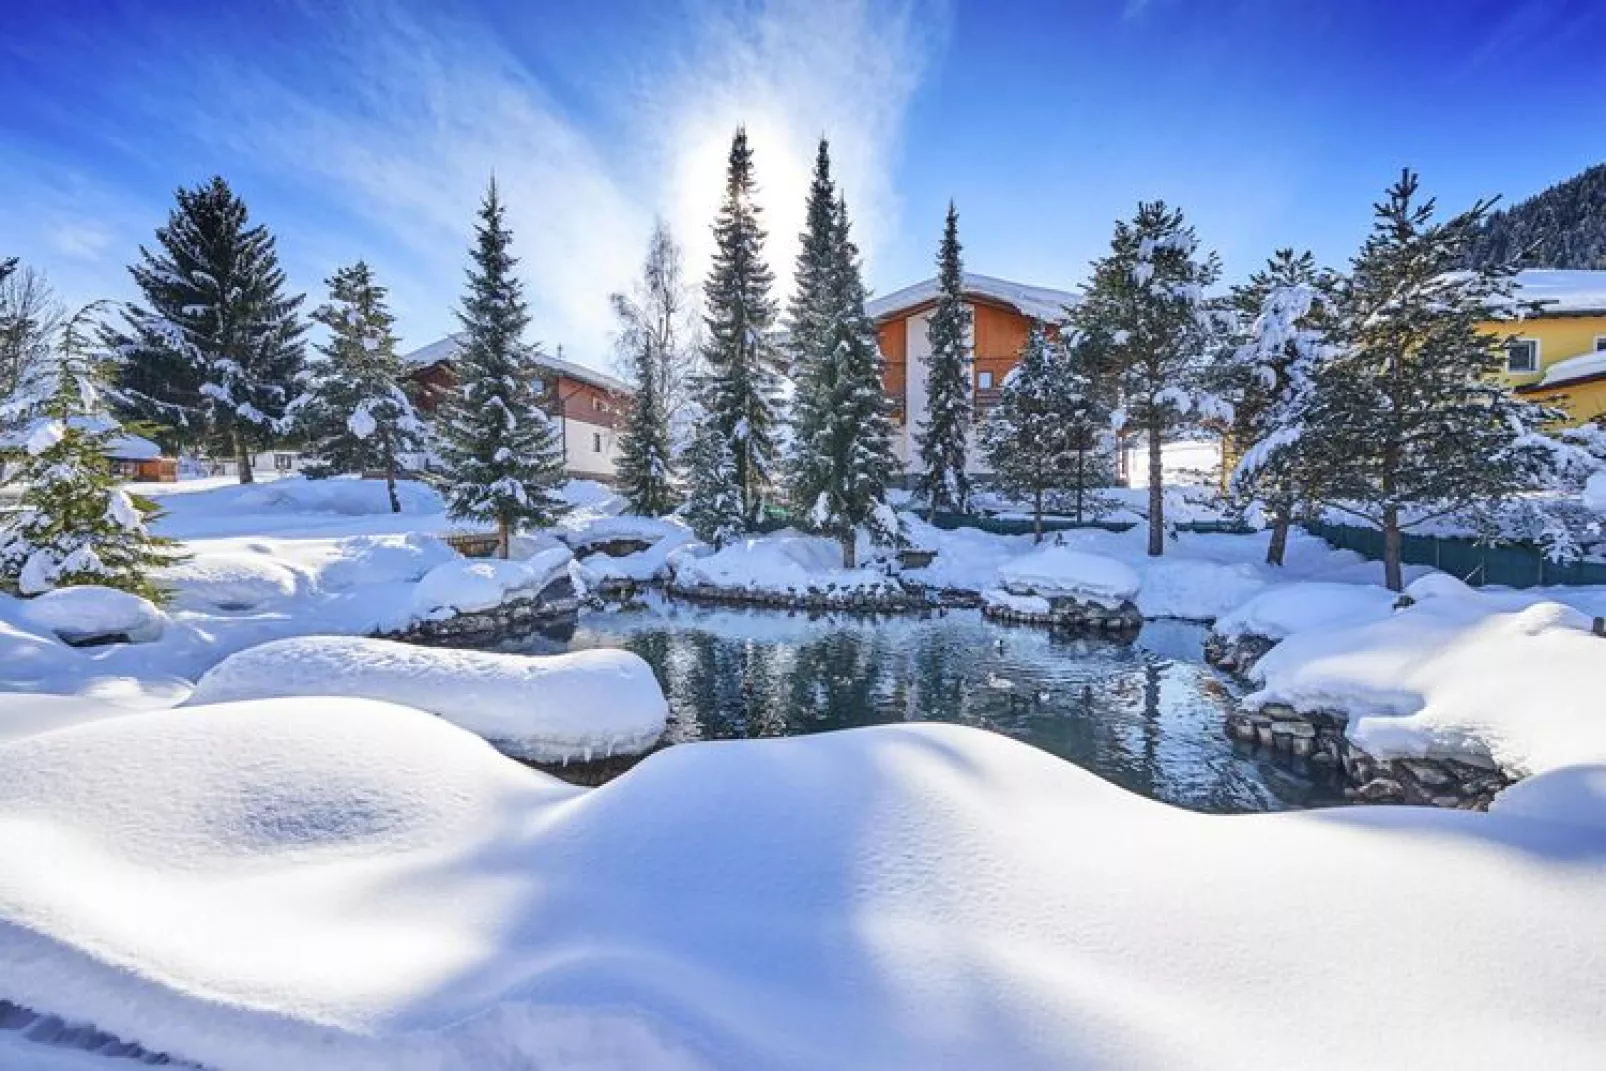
[516,594,1341,814]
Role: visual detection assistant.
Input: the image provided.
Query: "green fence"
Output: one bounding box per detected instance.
[919,510,1135,536]
[1304,520,1606,588]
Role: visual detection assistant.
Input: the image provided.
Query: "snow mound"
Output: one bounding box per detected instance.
[996,545,1139,608]
[411,547,573,617]
[1249,595,1606,777]
[673,533,899,595]
[317,533,457,591]
[1404,572,1478,601]
[981,588,1051,615]
[1490,765,1606,834]
[186,636,668,762]
[1,712,1604,1071]
[1214,582,1397,641]
[1132,559,1265,620]
[157,552,302,610]
[16,586,165,645]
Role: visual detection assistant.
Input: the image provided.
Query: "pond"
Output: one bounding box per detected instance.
[516,593,1343,814]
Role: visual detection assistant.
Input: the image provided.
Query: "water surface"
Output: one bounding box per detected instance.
[520,594,1340,813]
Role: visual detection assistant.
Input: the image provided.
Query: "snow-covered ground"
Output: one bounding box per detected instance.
[0,701,1603,1070]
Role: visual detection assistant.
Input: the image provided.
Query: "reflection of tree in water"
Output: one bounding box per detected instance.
[564,603,1341,814]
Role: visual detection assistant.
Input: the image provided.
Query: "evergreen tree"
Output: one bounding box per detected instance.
[982,326,1116,540]
[914,203,973,519]
[438,178,568,557]
[1464,162,1606,270]
[1305,170,1563,591]
[0,304,177,600]
[699,127,783,526]
[611,222,691,516]
[681,419,744,548]
[1074,201,1222,556]
[292,261,423,513]
[787,182,902,567]
[1217,250,1338,566]
[116,176,305,481]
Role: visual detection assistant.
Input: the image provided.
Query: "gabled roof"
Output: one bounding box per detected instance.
[400,334,632,395]
[1510,270,1606,317]
[865,273,1080,324]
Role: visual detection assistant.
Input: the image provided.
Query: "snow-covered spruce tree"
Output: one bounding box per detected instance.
[293,261,423,513]
[983,326,1116,539]
[116,176,305,481]
[1304,170,1562,592]
[787,187,902,568]
[0,304,177,600]
[681,420,744,548]
[611,221,694,516]
[914,203,973,519]
[1217,249,1339,566]
[1073,202,1222,556]
[437,178,568,557]
[699,127,783,527]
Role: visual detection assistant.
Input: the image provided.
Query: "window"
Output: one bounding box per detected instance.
[1594,336,1606,353]
[1506,339,1539,374]
[592,395,607,412]
[977,370,994,390]
[592,432,603,453]
[274,452,296,472]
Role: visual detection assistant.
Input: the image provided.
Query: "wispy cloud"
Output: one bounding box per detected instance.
[78,0,953,364]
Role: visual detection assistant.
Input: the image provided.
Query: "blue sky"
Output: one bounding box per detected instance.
[3,0,1605,372]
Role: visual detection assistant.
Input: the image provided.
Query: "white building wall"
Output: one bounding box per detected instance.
[561,415,621,481]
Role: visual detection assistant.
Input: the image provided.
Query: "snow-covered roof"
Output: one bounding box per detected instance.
[1511,270,1606,317]
[0,420,161,461]
[866,273,1080,323]
[401,334,632,395]
[1526,349,1606,389]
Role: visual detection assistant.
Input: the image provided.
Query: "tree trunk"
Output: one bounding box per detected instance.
[928,484,939,524]
[497,513,511,561]
[1147,424,1164,557]
[1033,487,1044,544]
[233,429,254,485]
[1382,505,1403,592]
[1075,450,1086,525]
[841,530,857,569]
[385,459,401,515]
[1266,500,1291,567]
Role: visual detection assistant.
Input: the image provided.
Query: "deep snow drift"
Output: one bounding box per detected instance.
[187,636,667,763]
[0,701,1603,1071]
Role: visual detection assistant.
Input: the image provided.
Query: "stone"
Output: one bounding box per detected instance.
[1356,777,1406,802]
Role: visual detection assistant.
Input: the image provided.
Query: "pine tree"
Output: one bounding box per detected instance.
[982,326,1115,540]
[681,419,744,548]
[438,178,569,557]
[116,176,305,481]
[1305,170,1563,591]
[699,127,783,526]
[914,203,973,519]
[1074,201,1221,556]
[787,175,902,567]
[611,222,690,516]
[292,261,423,513]
[0,304,178,600]
[1217,250,1338,566]
[1464,162,1606,271]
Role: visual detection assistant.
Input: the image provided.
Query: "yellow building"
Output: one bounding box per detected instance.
[1490,270,1606,425]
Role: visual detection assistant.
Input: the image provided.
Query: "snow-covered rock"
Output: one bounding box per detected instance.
[1214,582,1398,641]
[0,708,1603,1070]
[16,586,166,645]
[186,636,668,762]
[410,547,574,618]
[1248,595,1606,778]
[1131,558,1265,620]
[996,545,1140,609]
[157,552,302,610]
[672,532,901,598]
